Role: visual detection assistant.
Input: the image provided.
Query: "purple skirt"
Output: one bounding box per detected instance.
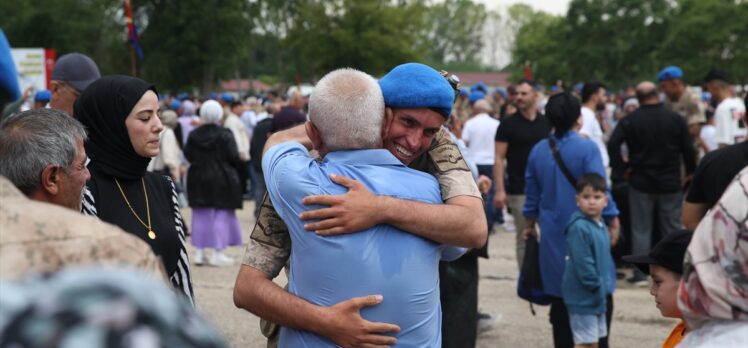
[190,208,243,250]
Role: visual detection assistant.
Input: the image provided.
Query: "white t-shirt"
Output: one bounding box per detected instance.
[713,97,746,146]
[461,113,500,165]
[700,124,717,153]
[580,106,609,167]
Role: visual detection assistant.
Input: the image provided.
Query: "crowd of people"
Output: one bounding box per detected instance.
[1,25,747,348]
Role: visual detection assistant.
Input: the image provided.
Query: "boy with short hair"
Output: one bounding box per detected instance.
[562,173,614,348]
[623,230,693,348]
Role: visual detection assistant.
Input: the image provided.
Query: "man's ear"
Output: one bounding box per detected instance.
[382,107,394,141]
[39,164,61,195]
[305,121,323,150]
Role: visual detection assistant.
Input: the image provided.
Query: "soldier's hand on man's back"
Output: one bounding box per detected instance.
[300,174,383,236]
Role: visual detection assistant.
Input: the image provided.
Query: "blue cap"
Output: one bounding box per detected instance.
[468,91,485,105]
[459,87,469,97]
[207,92,217,100]
[34,90,51,102]
[549,85,560,92]
[658,66,683,82]
[471,82,488,95]
[378,62,455,118]
[494,87,507,99]
[220,92,234,103]
[0,30,20,102]
[574,83,584,93]
[170,100,181,111]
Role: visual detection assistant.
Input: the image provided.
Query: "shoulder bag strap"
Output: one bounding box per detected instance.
[548,136,577,187]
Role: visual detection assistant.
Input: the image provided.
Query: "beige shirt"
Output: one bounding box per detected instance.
[0,176,166,280]
[224,113,251,161]
[665,87,706,126]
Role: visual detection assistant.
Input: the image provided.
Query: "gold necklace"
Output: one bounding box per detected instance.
[114,178,156,240]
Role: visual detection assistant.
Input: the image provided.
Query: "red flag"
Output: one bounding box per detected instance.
[124,0,143,59]
[524,60,533,80]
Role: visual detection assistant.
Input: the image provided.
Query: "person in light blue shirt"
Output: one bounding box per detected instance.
[262,68,465,347]
[522,92,620,348]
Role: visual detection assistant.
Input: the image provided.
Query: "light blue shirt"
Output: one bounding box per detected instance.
[263,142,465,347]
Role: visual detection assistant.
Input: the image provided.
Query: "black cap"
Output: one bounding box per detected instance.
[704,69,731,84]
[622,230,693,275]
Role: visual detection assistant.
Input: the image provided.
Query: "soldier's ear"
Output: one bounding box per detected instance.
[39,164,61,195]
[382,107,394,140]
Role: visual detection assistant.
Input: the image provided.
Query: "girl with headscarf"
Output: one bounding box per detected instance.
[75,75,194,303]
[184,100,244,266]
[677,166,748,347]
[522,92,620,347]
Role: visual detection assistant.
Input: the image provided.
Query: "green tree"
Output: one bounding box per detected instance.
[661,0,748,84]
[426,0,487,68]
[283,0,428,80]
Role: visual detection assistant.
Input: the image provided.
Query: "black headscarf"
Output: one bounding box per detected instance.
[545,92,581,138]
[74,75,157,180]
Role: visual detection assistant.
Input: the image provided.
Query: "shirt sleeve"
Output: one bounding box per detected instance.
[522,143,542,219]
[494,119,511,142]
[713,106,733,146]
[422,129,481,200]
[242,194,291,278]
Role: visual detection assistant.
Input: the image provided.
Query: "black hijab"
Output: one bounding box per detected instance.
[545,92,581,138]
[74,75,157,180]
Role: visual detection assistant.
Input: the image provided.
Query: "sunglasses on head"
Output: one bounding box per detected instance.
[440,70,462,99]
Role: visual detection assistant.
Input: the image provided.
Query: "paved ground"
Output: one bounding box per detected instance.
[185,202,676,347]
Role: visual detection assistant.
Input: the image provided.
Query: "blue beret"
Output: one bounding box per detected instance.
[34,90,51,102]
[459,87,469,97]
[574,83,584,93]
[495,88,507,99]
[549,85,560,92]
[177,92,189,101]
[220,92,234,103]
[470,82,488,95]
[658,66,683,82]
[378,63,454,118]
[468,91,485,105]
[170,100,181,111]
[0,30,20,103]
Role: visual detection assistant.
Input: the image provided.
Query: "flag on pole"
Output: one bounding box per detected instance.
[125,0,144,60]
[524,60,532,81]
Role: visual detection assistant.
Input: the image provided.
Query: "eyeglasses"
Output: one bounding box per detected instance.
[440,70,462,99]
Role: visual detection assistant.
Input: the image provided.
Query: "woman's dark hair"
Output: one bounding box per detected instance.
[545,92,581,137]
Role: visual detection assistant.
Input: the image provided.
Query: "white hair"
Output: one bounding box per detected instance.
[472,99,492,113]
[309,68,383,151]
[200,100,223,123]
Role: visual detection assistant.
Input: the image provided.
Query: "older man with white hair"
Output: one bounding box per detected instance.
[259,68,465,347]
[463,98,501,231]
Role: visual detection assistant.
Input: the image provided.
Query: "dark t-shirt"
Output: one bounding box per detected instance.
[686,141,748,208]
[494,112,552,194]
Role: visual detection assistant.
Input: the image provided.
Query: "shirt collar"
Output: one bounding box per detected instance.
[323,149,404,167]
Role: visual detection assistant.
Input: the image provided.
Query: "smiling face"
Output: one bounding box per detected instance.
[649,264,682,319]
[382,107,444,165]
[125,90,162,158]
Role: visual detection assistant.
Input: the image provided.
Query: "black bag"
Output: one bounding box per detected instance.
[517,235,552,313]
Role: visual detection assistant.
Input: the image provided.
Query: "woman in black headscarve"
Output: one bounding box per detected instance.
[75,75,193,303]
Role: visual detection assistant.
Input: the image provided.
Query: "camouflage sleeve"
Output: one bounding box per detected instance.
[685,93,706,125]
[409,128,481,200]
[241,194,291,278]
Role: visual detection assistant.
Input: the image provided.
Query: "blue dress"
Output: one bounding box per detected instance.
[523,131,619,297]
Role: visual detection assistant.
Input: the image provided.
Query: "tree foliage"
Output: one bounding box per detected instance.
[510,0,748,87]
